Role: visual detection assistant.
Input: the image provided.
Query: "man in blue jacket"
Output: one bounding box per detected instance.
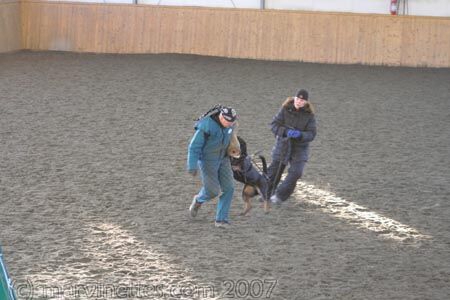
[187,106,238,228]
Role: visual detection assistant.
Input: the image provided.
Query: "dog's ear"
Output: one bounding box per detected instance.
[236,136,247,157]
[227,132,241,158]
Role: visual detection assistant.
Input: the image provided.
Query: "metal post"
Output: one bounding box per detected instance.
[261,0,265,9]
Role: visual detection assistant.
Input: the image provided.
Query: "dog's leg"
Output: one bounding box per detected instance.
[255,186,270,214]
[263,200,270,214]
[240,185,253,216]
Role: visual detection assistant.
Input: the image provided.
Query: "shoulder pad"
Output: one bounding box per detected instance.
[194,117,211,131]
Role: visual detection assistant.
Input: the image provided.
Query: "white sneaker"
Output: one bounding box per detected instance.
[215,221,231,228]
[270,194,282,205]
[189,196,201,218]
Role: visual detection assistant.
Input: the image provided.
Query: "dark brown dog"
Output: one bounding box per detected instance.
[230,136,270,215]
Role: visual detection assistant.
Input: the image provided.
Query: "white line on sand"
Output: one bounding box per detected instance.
[293,182,431,242]
[26,223,217,299]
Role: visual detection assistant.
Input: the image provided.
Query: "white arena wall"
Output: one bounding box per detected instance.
[2,0,450,68]
[48,0,450,17]
[17,1,450,68]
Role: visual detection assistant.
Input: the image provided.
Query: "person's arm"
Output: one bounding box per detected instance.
[270,108,288,137]
[187,122,209,172]
[299,116,317,143]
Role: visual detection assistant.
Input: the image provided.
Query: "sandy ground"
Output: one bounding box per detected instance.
[1,51,450,299]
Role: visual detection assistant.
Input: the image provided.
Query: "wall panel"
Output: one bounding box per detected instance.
[0,0,21,53]
[20,1,450,67]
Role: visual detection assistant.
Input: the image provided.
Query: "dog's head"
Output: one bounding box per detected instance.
[230,136,248,167]
[227,132,241,158]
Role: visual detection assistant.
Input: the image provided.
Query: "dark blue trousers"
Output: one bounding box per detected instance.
[268,160,306,201]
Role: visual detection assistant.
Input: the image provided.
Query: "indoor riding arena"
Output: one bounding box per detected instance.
[1,1,450,299]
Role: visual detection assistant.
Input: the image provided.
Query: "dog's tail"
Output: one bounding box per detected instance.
[258,155,268,175]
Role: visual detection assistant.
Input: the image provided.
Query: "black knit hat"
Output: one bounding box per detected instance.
[220,106,237,122]
[295,89,309,100]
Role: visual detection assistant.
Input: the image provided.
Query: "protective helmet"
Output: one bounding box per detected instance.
[220,106,237,122]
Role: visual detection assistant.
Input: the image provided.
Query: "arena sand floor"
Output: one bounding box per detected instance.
[1,51,450,299]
